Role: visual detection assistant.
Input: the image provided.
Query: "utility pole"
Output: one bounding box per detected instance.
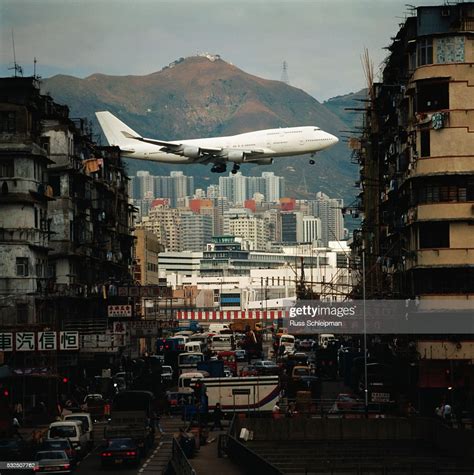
[362,250,368,418]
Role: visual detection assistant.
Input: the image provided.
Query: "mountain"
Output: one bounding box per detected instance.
[323,89,367,132]
[42,56,359,204]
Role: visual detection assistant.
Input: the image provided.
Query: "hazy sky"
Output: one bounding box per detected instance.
[1,0,437,101]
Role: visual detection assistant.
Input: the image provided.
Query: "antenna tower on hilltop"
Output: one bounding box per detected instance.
[280,60,290,85]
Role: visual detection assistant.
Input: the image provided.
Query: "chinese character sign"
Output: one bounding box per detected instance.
[60,332,79,350]
[15,332,35,351]
[0,333,13,351]
[38,332,57,351]
[107,305,132,317]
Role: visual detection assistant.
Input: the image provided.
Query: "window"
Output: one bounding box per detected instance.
[49,175,60,196]
[36,260,43,278]
[416,81,449,112]
[417,38,433,66]
[16,304,28,324]
[419,222,449,249]
[0,111,16,134]
[16,257,29,277]
[420,129,430,157]
[40,137,50,154]
[0,160,14,178]
[414,268,474,294]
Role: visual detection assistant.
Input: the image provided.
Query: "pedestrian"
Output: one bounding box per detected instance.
[272,401,281,419]
[407,402,417,417]
[12,417,21,438]
[14,402,23,424]
[442,403,452,424]
[155,412,164,434]
[286,402,297,418]
[211,403,223,431]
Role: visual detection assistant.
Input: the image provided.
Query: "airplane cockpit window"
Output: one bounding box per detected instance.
[314,127,320,130]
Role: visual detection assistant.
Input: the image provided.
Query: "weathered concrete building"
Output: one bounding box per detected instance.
[354,2,474,413]
[0,76,135,390]
[0,77,53,326]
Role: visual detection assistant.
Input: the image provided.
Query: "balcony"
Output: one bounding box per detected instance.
[416,202,474,221]
[412,155,474,177]
[406,247,474,269]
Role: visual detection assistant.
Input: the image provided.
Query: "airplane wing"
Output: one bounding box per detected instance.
[122,132,221,154]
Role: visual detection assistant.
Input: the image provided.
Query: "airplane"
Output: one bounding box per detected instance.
[95,111,339,174]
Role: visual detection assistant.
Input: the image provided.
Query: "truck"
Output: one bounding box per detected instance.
[104,391,155,455]
[191,375,280,413]
[196,360,225,378]
[210,334,235,352]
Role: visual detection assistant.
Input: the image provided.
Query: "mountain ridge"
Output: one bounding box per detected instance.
[42,56,361,203]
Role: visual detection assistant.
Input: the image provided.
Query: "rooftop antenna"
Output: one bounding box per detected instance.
[8,30,23,77]
[33,57,41,81]
[280,60,290,85]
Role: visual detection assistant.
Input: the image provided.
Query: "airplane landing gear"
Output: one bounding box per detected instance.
[231,164,240,174]
[211,164,227,173]
[309,159,315,165]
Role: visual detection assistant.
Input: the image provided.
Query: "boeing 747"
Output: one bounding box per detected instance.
[95,111,339,174]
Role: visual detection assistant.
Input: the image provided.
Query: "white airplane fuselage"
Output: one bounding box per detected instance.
[95,111,339,169]
[121,126,338,163]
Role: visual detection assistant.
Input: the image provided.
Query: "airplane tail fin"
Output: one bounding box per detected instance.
[95,111,141,148]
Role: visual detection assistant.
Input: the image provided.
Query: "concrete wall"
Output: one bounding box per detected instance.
[235,417,474,459]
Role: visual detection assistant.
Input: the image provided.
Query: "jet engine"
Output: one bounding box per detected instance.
[226,150,246,163]
[254,158,274,165]
[182,145,201,159]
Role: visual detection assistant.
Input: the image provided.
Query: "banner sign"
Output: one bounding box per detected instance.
[108,304,132,317]
[0,331,79,352]
[129,320,161,337]
[117,286,171,298]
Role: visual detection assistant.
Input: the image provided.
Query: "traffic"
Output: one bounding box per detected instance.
[0,322,396,473]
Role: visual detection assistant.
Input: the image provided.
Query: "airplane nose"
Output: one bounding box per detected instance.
[329,134,339,145]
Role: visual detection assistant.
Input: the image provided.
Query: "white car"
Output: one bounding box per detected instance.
[161,365,173,382]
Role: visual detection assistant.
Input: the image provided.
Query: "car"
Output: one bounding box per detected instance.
[161,365,173,382]
[234,349,247,361]
[298,339,315,351]
[100,438,140,468]
[113,376,127,392]
[35,450,72,474]
[0,438,27,461]
[63,412,94,449]
[40,439,78,466]
[291,365,311,381]
[239,365,258,377]
[47,420,88,455]
[254,360,279,375]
